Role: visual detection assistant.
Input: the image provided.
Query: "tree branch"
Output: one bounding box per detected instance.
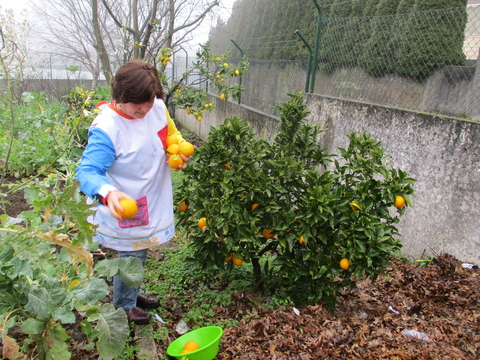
[173,0,219,33]
[100,0,135,35]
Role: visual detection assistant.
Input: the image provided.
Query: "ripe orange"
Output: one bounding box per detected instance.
[183,340,199,353]
[166,143,179,157]
[262,228,274,239]
[251,203,259,211]
[232,256,244,266]
[224,254,233,262]
[224,162,233,169]
[178,142,195,157]
[340,258,350,270]
[299,235,305,244]
[350,202,362,212]
[177,201,188,212]
[166,135,179,147]
[168,154,184,169]
[395,195,405,208]
[198,218,207,230]
[116,198,138,219]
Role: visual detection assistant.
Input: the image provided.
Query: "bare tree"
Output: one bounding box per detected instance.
[28,0,120,88]
[28,0,223,87]
[98,0,220,67]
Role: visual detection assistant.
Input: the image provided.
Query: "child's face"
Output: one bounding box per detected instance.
[121,99,155,119]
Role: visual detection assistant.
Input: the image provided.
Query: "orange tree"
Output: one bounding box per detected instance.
[159,42,249,122]
[175,92,415,310]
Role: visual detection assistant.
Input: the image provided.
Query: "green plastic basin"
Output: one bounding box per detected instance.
[166,326,223,360]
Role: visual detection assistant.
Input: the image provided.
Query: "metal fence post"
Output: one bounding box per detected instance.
[311,0,322,93]
[295,30,313,93]
[230,38,244,105]
[178,46,189,85]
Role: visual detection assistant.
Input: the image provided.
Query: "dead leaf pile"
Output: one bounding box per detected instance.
[158,253,479,359]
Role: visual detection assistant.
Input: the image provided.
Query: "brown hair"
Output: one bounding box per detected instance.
[111,60,164,103]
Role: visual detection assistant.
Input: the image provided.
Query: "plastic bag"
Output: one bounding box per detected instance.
[401,329,432,343]
[176,320,189,334]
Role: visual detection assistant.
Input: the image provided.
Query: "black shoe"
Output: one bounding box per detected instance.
[126,307,151,325]
[137,293,160,309]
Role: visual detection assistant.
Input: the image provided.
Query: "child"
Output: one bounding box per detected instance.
[76,59,189,325]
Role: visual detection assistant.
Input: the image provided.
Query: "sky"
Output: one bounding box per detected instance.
[2,0,236,54]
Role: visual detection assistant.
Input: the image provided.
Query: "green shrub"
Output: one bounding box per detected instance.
[175,92,415,310]
[394,2,467,80]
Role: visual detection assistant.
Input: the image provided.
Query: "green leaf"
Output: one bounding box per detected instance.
[21,318,45,335]
[52,307,76,324]
[0,244,15,262]
[95,304,129,360]
[25,287,51,320]
[95,257,143,288]
[12,257,32,277]
[42,321,71,360]
[70,278,110,304]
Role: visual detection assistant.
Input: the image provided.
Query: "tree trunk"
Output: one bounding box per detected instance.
[92,0,112,83]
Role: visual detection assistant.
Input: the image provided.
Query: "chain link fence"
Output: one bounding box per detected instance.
[172,5,480,121]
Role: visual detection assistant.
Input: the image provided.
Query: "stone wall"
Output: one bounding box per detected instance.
[174,94,480,264]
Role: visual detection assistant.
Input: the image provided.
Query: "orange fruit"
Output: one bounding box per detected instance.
[198,218,207,230]
[340,258,350,270]
[116,198,138,219]
[178,142,195,157]
[166,143,179,157]
[350,202,362,212]
[180,349,189,354]
[232,256,243,266]
[220,93,226,100]
[262,228,274,239]
[168,154,184,169]
[166,135,179,147]
[224,162,233,170]
[299,235,305,244]
[177,201,188,212]
[224,254,233,262]
[395,195,405,209]
[183,340,199,352]
[251,203,259,211]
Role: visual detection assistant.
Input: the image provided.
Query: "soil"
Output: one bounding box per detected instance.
[1,126,478,359]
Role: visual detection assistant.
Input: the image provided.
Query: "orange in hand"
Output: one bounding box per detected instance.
[168,154,184,169]
[166,143,179,157]
[116,198,138,219]
[165,135,179,147]
[178,141,195,157]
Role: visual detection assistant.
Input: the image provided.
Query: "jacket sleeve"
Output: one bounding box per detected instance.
[76,127,117,200]
[165,107,185,143]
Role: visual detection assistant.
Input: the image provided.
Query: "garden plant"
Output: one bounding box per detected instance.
[176,92,415,310]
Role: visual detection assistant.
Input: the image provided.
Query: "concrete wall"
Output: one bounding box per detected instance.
[175,94,480,264]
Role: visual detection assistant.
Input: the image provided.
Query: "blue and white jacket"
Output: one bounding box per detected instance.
[76,98,182,251]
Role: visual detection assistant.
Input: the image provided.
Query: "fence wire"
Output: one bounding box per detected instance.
[172,6,480,121]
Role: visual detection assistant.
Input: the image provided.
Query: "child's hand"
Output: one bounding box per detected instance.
[106,191,134,220]
[172,153,190,171]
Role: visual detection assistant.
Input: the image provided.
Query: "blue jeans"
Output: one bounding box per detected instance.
[113,248,149,311]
